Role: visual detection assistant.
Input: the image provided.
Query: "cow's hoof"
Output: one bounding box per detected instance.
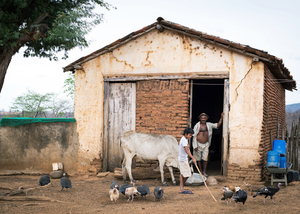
[173,182,178,186]
[163,182,169,187]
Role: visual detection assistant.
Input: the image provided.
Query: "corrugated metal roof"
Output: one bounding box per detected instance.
[64,17,296,91]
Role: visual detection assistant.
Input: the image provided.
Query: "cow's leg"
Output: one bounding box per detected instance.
[158,158,168,186]
[167,166,177,185]
[122,157,127,182]
[125,152,135,183]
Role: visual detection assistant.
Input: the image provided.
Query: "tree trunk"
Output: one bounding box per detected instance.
[0,48,16,93]
[0,18,47,93]
[0,37,28,93]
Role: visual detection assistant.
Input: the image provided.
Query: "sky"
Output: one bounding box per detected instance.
[1,0,299,111]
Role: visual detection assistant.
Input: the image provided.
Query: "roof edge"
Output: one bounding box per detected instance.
[63,17,296,91]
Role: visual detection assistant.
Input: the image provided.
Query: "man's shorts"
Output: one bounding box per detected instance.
[179,160,192,178]
[193,142,209,161]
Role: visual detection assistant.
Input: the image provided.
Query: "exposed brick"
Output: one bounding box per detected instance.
[136,79,189,138]
[259,65,285,180]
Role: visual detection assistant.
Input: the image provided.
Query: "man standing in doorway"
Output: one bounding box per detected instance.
[192,112,224,177]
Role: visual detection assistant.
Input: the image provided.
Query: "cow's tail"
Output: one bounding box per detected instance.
[119,136,124,165]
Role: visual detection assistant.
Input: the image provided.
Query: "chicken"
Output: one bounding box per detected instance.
[253,183,282,204]
[235,186,241,192]
[221,187,233,205]
[244,182,252,195]
[39,175,50,186]
[232,189,247,207]
[60,173,72,191]
[109,187,119,202]
[137,184,150,198]
[223,185,236,193]
[110,181,120,190]
[125,187,140,202]
[154,186,164,201]
[119,183,133,195]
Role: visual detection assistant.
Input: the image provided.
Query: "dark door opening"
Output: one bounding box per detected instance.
[191,79,224,176]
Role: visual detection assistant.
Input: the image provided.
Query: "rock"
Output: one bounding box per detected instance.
[215,176,227,182]
[206,176,218,185]
[87,166,98,174]
[97,172,109,177]
[50,170,63,179]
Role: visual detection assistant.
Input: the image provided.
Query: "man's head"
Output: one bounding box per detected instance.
[198,113,209,123]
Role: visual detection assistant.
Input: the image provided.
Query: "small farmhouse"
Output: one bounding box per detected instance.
[64,17,296,181]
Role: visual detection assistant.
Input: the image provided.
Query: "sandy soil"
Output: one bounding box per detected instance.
[0,173,300,214]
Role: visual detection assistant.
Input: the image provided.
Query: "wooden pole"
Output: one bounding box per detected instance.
[295,118,300,171]
[286,126,290,163]
[194,164,217,202]
[291,121,295,168]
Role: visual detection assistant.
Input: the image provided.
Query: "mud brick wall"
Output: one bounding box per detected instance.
[227,164,263,181]
[136,79,190,140]
[260,65,286,179]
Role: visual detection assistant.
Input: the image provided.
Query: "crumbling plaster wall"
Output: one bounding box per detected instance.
[75,28,264,171]
[0,122,78,173]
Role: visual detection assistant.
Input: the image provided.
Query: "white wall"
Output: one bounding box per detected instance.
[74,28,264,171]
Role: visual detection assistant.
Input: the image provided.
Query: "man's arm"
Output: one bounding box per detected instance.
[217,112,224,128]
[184,146,196,165]
[192,122,199,149]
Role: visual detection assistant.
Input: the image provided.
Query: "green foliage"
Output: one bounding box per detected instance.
[0,0,115,60]
[10,89,73,118]
[10,90,55,117]
[63,73,75,100]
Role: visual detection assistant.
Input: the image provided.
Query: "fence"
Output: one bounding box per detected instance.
[285,118,300,172]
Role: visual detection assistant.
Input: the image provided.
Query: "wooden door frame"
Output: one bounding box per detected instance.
[103,82,110,172]
[222,79,230,176]
[188,78,230,176]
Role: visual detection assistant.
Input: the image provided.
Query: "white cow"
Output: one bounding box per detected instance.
[120,130,180,186]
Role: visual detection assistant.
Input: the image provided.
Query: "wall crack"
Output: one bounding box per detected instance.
[142,51,153,66]
[111,52,134,69]
[232,61,256,105]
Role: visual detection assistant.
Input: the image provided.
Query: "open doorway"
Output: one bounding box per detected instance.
[190,79,224,176]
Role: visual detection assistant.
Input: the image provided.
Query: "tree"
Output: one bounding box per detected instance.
[63,73,75,100]
[10,90,55,117]
[10,89,73,118]
[50,93,74,117]
[0,0,115,93]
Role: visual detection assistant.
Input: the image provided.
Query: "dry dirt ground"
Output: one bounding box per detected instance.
[1,173,300,214]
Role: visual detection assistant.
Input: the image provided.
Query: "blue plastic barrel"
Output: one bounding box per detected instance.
[280,157,287,168]
[273,140,286,155]
[267,151,280,167]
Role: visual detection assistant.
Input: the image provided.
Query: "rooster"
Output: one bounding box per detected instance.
[253,183,282,204]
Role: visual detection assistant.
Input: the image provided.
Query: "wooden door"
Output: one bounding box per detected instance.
[103,82,136,172]
[222,79,230,175]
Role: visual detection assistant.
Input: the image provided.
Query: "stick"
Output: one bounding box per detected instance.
[0,196,62,202]
[194,164,217,202]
